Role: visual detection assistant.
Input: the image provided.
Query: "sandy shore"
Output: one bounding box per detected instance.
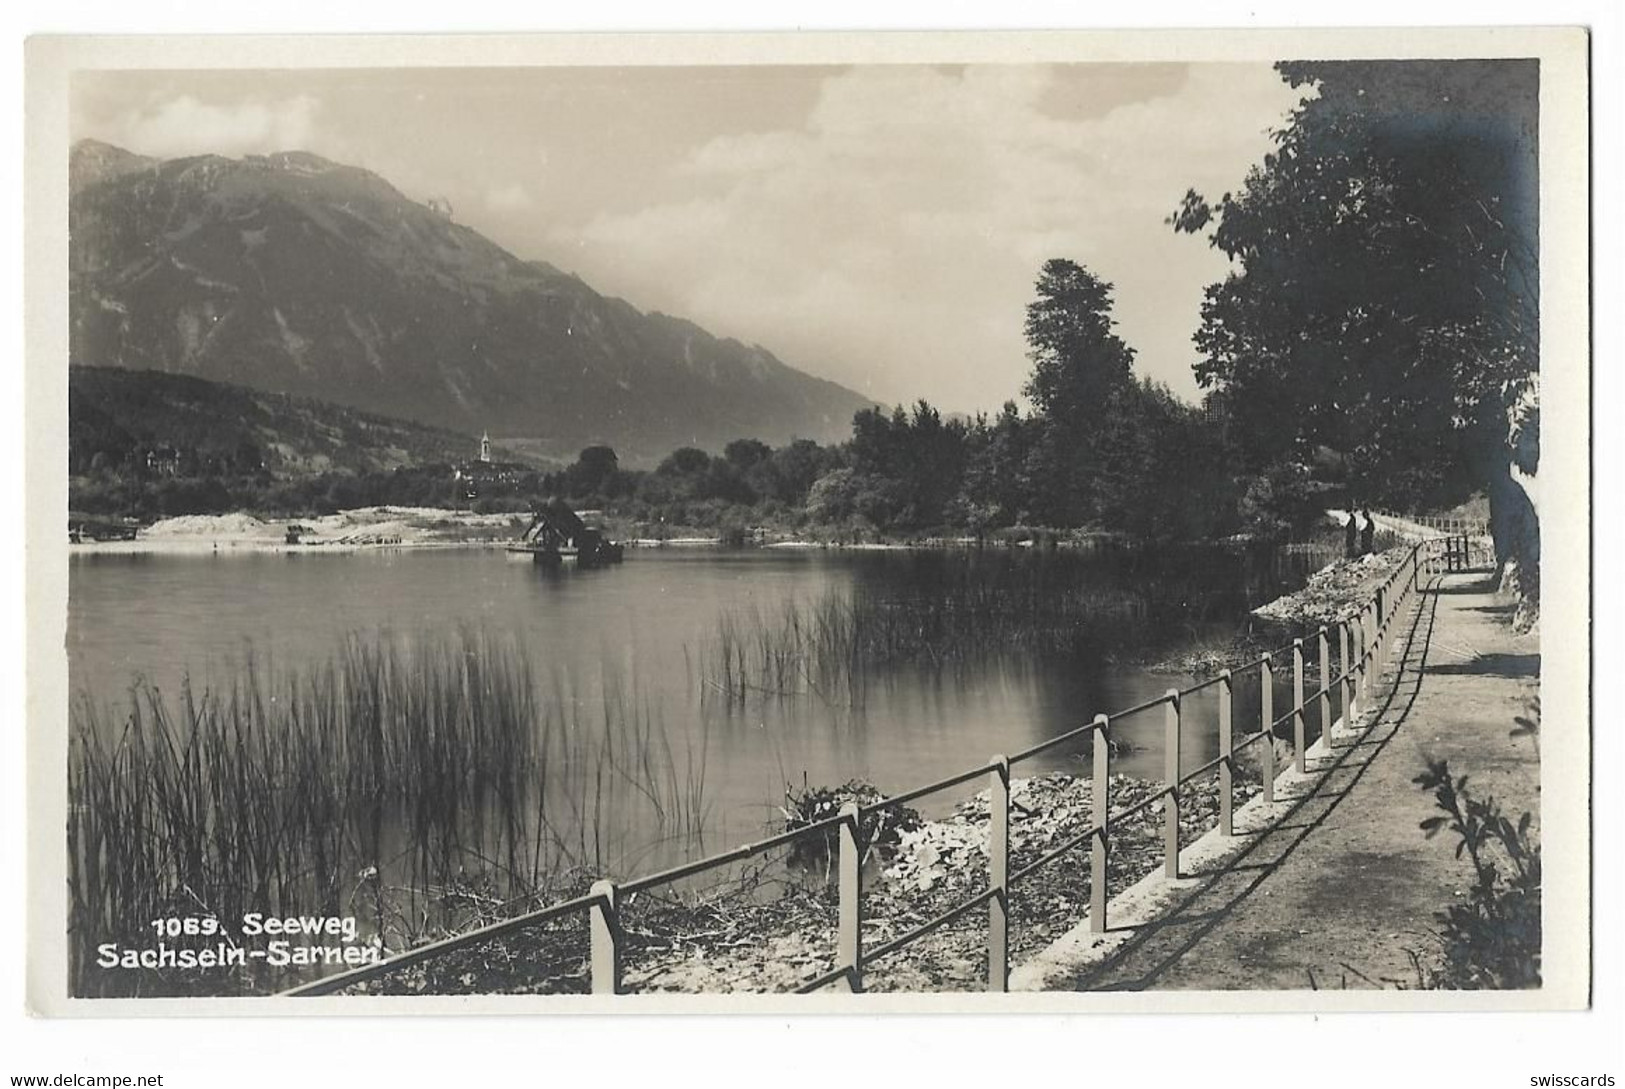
[74,515,999,556]
[70,507,526,555]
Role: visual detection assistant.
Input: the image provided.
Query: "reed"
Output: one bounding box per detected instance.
[68,629,709,997]
[700,558,1155,709]
[697,539,1346,712]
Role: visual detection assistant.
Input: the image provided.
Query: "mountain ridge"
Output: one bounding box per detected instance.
[69,364,529,478]
[68,139,875,463]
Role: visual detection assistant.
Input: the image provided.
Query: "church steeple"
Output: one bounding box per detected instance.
[479,430,492,463]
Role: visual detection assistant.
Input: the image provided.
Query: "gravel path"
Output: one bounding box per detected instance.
[1051,568,1540,991]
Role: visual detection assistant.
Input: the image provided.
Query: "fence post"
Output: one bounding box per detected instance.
[988,756,1010,993]
[1218,670,1234,836]
[1358,605,1372,706]
[1091,715,1110,932]
[1291,639,1306,774]
[1389,579,1399,661]
[1384,585,1397,669]
[1384,572,1397,656]
[1340,620,1355,728]
[1371,596,1383,675]
[838,801,862,992]
[1163,691,1182,878]
[1260,657,1275,804]
[1370,601,1382,691]
[589,879,621,996]
[1317,628,1332,749]
[1365,601,1378,685]
[1383,588,1394,669]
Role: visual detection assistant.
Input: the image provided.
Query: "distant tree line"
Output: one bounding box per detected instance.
[69,259,1322,541]
[462,258,1307,542]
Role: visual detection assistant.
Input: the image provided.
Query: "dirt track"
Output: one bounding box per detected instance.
[1054,568,1540,991]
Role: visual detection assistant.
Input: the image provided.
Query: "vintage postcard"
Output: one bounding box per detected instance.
[23,27,1591,1016]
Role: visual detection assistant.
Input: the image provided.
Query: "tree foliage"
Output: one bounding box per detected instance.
[1023,258,1137,424]
[1171,60,1539,522]
[1020,260,1139,525]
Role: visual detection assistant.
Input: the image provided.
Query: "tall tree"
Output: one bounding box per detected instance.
[1172,60,1539,605]
[1021,259,1137,525]
[1023,259,1137,424]
[566,445,620,495]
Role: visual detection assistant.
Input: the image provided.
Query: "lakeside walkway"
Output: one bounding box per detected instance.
[1053,567,1540,991]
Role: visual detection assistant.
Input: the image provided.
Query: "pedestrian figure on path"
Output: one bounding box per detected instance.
[1344,508,1359,557]
[1360,508,1376,555]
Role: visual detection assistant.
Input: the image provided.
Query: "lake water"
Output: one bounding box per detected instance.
[68,541,1336,882]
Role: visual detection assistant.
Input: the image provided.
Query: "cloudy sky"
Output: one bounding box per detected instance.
[71,64,1308,414]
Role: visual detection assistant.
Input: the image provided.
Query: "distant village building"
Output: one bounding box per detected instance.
[453,428,529,497]
[142,446,183,477]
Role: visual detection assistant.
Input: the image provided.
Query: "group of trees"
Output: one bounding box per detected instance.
[1010,261,1243,537]
[528,438,846,528]
[1170,60,1540,602]
[536,276,1248,540]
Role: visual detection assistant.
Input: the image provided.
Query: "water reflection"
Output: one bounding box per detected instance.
[68,539,1337,865]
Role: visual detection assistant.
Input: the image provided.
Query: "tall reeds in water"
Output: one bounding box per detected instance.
[701,556,1155,709]
[69,629,708,997]
[697,539,1347,712]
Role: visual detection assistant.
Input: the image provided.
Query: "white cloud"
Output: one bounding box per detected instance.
[485,182,536,212]
[564,64,1305,411]
[112,94,321,159]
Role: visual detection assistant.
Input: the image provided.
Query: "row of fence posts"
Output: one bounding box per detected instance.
[511,541,1433,997]
[1380,511,1491,540]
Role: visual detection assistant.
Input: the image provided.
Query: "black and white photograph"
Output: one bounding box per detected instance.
[20,24,1594,1034]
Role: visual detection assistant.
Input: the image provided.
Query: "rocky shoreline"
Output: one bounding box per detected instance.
[334,765,1266,996]
[1251,548,1408,630]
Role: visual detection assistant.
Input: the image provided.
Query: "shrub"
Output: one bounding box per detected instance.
[1414,758,1541,988]
[1237,461,1331,539]
[780,778,922,871]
